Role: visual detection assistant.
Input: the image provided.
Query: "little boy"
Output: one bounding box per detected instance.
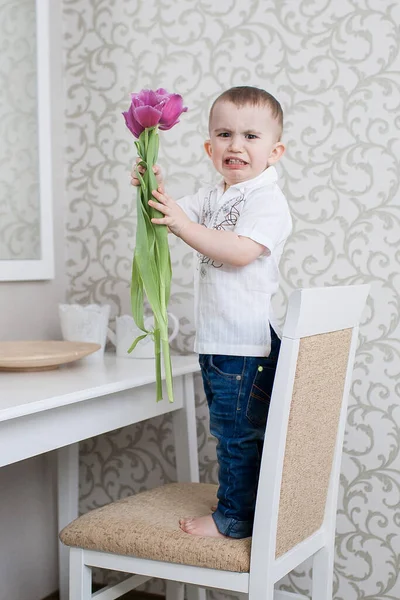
[131,86,292,539]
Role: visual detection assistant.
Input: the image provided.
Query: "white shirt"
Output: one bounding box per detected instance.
[177,166,292,357]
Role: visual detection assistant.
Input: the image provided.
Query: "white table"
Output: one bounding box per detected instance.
[0,353,201,600]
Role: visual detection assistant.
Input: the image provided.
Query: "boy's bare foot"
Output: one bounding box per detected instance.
[179,514,225,538]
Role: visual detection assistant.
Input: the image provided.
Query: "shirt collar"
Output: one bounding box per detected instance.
[217,166,278,195]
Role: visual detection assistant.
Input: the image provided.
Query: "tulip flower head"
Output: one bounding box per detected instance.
[123,88,188,138]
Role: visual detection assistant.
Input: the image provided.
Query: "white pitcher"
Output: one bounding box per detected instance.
[108,313,179,359]
[59,303,111,361]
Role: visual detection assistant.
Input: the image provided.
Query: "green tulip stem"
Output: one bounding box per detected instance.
[129,127,174,403]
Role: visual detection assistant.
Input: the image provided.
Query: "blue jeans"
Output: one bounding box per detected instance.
[199,327,281,538]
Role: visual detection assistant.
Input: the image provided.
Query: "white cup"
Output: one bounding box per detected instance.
[108,313,179,359]
[59,303,111,361]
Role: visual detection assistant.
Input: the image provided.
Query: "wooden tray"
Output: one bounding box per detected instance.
[0,341,101,372]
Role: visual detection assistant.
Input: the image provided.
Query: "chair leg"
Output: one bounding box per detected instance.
[249,583,274,600]
[69,548,92,600]
[311,542,335,600]
[166,581,185,600]
[187,585,207,600]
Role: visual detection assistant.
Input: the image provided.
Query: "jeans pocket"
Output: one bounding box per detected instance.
[210,355,244,378]
[246,364,274,428]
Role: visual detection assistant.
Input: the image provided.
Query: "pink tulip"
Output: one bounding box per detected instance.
[123,88,187,138]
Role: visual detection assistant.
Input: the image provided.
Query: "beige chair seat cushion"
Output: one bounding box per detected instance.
[60,482,252,572]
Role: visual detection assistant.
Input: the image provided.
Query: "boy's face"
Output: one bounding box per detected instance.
[204,101,285,189]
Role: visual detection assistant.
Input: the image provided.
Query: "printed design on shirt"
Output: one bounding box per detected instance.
[198,191,245,276]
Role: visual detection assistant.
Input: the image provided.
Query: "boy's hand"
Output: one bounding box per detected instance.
[149,189,191,237]
[131,159,164,193]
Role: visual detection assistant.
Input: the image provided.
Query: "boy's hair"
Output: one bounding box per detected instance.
[209,86,283,139]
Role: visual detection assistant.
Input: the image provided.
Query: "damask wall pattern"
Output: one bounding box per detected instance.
[63,1,400,598]
[0,0,40,260]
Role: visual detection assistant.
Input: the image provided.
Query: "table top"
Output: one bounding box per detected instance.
[0,353,200,423]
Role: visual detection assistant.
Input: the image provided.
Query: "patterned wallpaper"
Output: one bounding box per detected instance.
[0,0,40,260]
[63,1,400,598]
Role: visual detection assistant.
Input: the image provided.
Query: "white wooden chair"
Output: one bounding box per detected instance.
[60,284,369,600]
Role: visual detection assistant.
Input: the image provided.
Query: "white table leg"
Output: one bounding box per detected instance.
[172,374,206,600]
[57,443,80,600]
[172,373,199,483]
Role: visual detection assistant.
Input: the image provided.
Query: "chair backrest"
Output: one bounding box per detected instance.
[250,285,369,585]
